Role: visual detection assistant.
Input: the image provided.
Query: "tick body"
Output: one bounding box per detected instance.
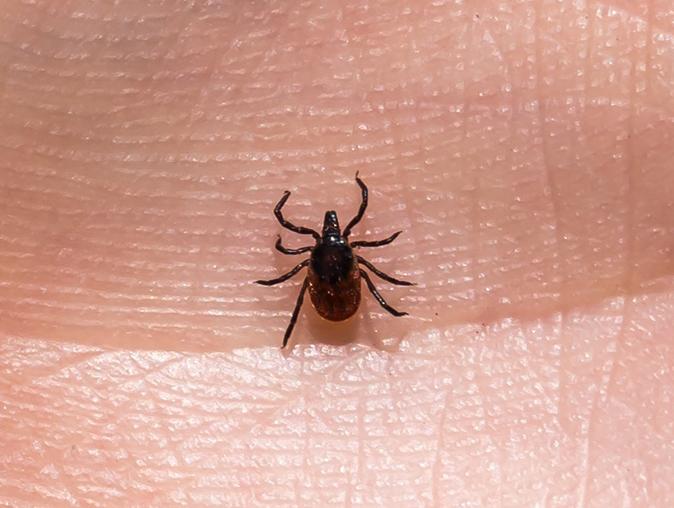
[308,211,361,321]
[255,173,413,348]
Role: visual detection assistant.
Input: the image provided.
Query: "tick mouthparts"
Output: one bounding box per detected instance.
[322,210,340,237]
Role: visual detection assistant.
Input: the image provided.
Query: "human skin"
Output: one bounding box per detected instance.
[0,0,673,506]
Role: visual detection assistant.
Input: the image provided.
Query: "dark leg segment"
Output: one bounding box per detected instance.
[357,256,414,286]
[343,172,368,238]
[283,278,309,348]
[360,269,408,317]
[274,191,321,241]
[275,236,312,255]
[351,230,402,248]
[255,259,309,286]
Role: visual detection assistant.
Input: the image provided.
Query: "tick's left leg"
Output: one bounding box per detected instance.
[283,278,309,348]
[273,191,321,240]
[360,269,408,317]
[343,172,368,238]
[254,259,309,285]
[275,236,312,255]
[357,256,414,286]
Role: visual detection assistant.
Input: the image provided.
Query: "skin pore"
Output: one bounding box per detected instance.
[1,0,673,506]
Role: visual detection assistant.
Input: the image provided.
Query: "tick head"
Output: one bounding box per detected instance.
[322,210,341,241]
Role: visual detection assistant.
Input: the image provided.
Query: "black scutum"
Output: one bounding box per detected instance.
[311,243,353,284]
[312,210,353,284]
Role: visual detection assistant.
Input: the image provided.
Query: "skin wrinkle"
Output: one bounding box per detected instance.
[474,363,505,508]
[466,9,482,311]
[580,10,642,506]
[533,0,570,438]
[300,352,310,504]
[578,4,644,499]
[580,352,608,508]
[431,384,449,508]
[0,0,673,506]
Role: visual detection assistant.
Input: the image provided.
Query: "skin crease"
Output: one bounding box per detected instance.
[0,0,673,506]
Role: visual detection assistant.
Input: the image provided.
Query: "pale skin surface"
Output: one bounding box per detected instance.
[0,0,673,506]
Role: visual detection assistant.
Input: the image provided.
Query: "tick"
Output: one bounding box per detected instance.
[255,173,414,348]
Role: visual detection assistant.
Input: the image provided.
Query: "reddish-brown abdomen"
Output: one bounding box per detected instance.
[308,264,361,321]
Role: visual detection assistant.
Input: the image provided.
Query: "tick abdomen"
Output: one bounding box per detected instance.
[307,266,361,321]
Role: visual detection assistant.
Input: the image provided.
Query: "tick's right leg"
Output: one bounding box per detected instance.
[254,259,309,285]
[343,172,368,238]
[274,191,321,240]
[275,236,312,255]
[360,269,408,317]
[357,256,414,286]
[283,278,309,348]
[351,230,402,248]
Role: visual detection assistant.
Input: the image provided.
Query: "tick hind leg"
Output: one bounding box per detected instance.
[283,278,309,348]
[255,259,309,286]
[343,172,368,238]
[360,269,408,317]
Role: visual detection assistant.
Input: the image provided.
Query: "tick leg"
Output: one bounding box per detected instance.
[283,278,309,348]
[275,236,312,255]
[343,172,368,238]
[357,256,414,286]
[274,191,321,241]
[360,269,408,317]
[255,259,309,286]
[351,230,402,248]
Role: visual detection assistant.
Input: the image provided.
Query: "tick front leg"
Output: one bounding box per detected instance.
[274,191,321,240]
[351,230,402,248]
[283,278,309,348]
[343,172,368,238]
[360,269,408,317]
[255,259,309,286]
[357,256,414,286]
[275,236,313,255]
